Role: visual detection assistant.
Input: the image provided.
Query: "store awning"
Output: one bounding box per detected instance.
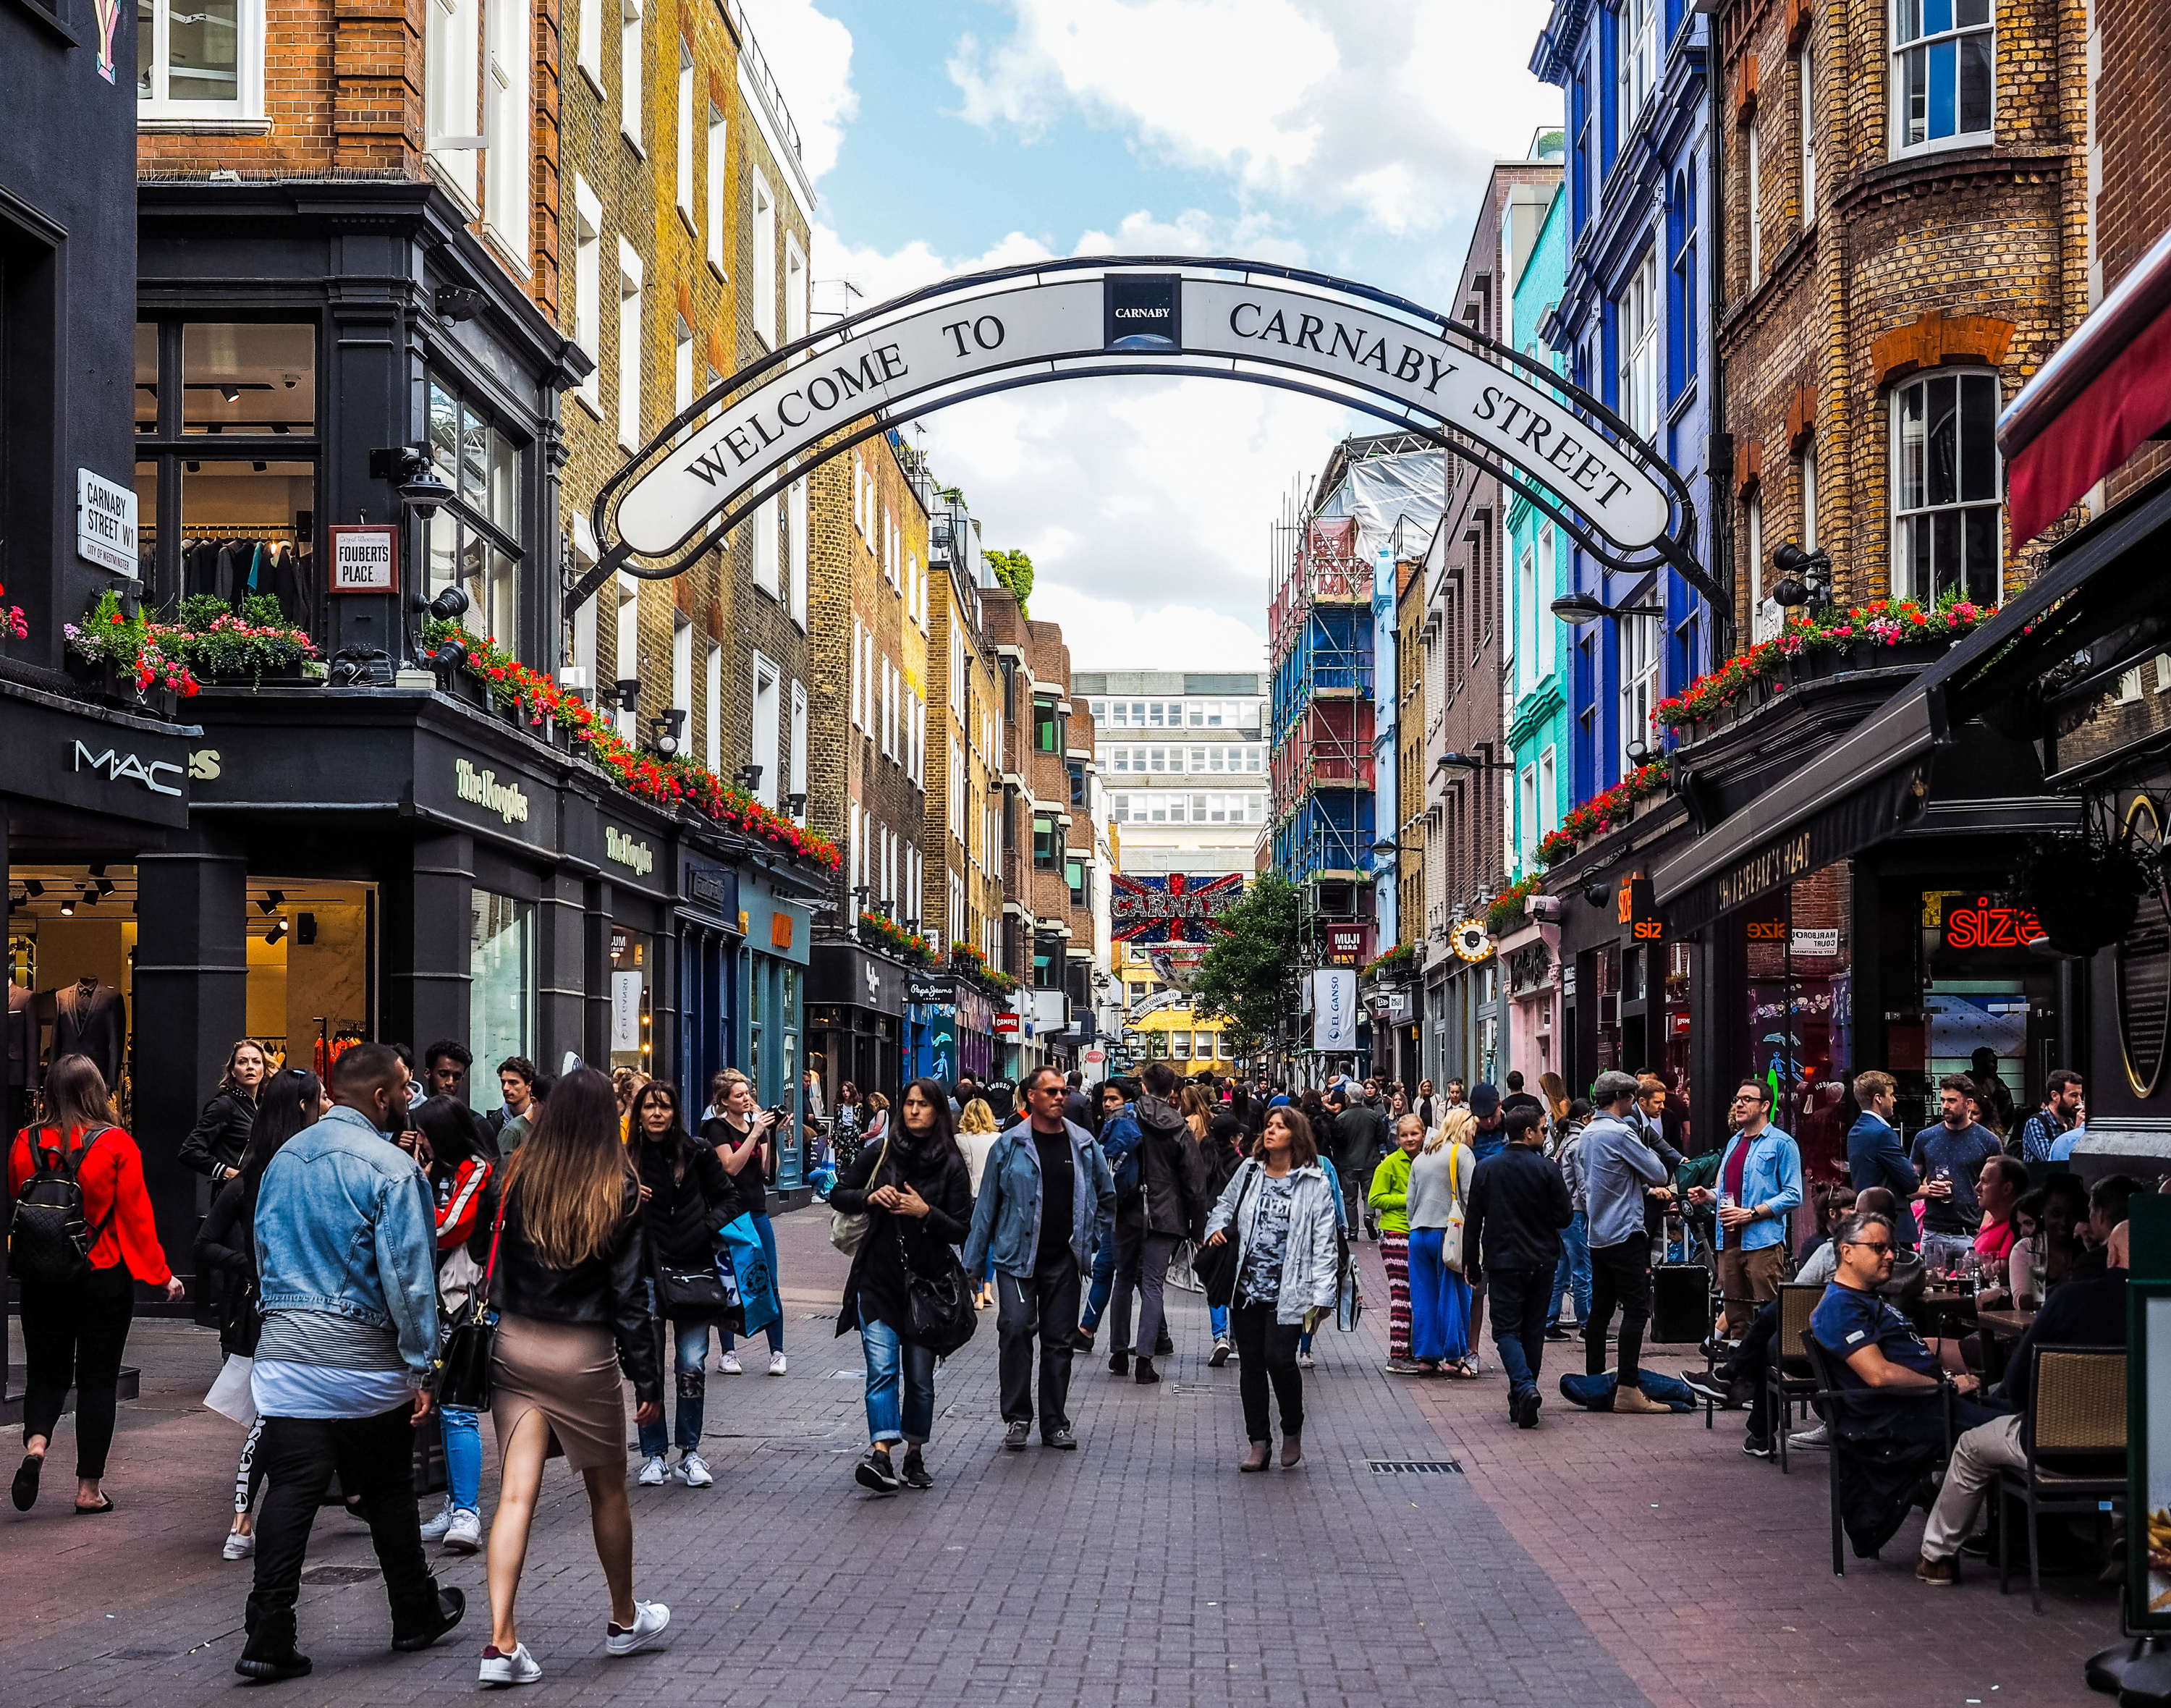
[1999,219,2171,544]
[1653,475,2171,933]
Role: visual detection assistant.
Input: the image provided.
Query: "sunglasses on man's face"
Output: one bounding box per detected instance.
[1844,1238,1895,1256]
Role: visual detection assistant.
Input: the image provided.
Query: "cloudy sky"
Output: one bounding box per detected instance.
[739,0,1564,672]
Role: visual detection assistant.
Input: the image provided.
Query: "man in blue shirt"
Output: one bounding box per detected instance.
[1846,1070,1921,1248]
[1910,1076,2003,1236]
[1811,1209,1998,1453]
[1688,1081,1803,1339]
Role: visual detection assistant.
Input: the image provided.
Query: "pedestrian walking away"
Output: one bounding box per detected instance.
[1367,1112,1421,1369]
[410,1095,498,1552]
[831,1078,974,1492]
[961,1065,1115,1452]
[9,1054,186,1519]
[1201,1104,1340,1470]
[177,1036,267,1183]
[1324,1084,1386,1241]
[957,1095,1002,1307]
[704,1068,787,1376]
[1125,1062,1210,1384]
[469,1065,669,1686]
[1406,1110,1477,1375]
[629,1081,734,1492]
[192,1067,329,1560]
[1077,1078,1144,1364]
[1576,1071,1672,1414]
[1544,1099,1592,1340]
[1462,1104,1574,1429]
[231,1042,463,1682]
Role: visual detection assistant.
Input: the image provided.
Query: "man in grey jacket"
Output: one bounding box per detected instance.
[963,1066,1117,1452]
[1578,1070,1671,1414]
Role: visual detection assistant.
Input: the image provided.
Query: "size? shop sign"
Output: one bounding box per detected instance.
[329,525,399,594]
[77,470,138,577]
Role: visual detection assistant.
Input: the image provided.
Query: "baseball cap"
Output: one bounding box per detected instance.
[1468,1083,1500,1117]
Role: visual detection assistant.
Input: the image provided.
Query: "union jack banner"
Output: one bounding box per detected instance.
[1111,872,1243,945]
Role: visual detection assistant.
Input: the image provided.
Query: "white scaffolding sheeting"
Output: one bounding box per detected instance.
[1318,449,1447,565]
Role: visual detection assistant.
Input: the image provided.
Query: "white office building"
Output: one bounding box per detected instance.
[1074,671,1268,878]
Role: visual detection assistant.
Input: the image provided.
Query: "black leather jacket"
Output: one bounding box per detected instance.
[470,1171,661,1403]
[180,1088,258,1179]
[193,1172,263,1356]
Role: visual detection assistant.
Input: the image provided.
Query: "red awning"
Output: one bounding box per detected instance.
[1999,219,2171,544]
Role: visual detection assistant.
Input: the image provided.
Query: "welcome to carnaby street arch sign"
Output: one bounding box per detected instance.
[570,258,1713,616]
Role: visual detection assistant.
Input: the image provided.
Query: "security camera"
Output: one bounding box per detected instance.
[1527,894,1564,923]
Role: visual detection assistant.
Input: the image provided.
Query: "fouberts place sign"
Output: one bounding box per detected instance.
[594,261,1685,603]
[454,758,529,824]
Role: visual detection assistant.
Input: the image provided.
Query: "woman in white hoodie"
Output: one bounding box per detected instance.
[1201,1106,1341,1472]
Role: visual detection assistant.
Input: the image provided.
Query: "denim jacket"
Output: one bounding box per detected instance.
[1711,1125,1804,1254]
[253,1104,441,1382]
[962,1119,1117,1278]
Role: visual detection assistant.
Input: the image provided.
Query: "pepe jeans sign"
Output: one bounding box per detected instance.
[75,739,182,798]
[454,758,529,824]
[604,826,654,877]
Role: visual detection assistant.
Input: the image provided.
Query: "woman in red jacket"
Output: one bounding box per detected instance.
[9,1054,184,1515]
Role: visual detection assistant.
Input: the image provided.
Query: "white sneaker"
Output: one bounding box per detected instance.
[719,1350,742,1374]
[605,1600,672,1657]
[1297,1350,1316,1369]
[418,1500,455,1543]
[443,1507,483,1552]
[1788,1421,1831,1450]
[636,1455,669,1487]
[479,1642,543,1686]
[768,1351,788,1377]
[675,1452,713,1488]
[222,1528,255,1560]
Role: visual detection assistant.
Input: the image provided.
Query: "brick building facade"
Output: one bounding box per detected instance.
[923,494,1005,967]
[1717,0,2090,622]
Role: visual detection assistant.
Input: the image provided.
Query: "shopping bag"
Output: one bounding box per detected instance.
[206,1353,257,1425]
[718,1212,780,1337]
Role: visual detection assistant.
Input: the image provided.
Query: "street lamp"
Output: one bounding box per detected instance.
[1769,541,1833,609]
[1551,591,1664,625]
[1442,748,1513,774]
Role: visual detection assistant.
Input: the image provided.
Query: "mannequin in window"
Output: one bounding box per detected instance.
[52,977,127,1092]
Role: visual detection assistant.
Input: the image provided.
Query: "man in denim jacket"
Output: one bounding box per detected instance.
[1688,1080,1804,1339]
[963,1065,1116,1453]
[237,1041,462,1681]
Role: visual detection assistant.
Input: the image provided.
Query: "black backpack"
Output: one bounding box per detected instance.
[9,1125,116,1285]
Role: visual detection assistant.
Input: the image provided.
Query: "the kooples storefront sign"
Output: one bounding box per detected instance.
[604,826,655,876]
[454,758,530,824]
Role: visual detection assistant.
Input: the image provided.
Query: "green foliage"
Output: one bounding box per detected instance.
[986,548,1034,614]
[1188,874,1300,1054]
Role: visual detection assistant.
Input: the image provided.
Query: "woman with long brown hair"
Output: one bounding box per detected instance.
[179,1037,270,1183]
[1200,1105,1341,1471]
[468,1066,666,1685]
[1180,1081,1214,1143]
[9,1054,184,1514]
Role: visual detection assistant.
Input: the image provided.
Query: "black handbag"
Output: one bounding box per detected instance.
[902,1226,978,1357]
[658,1256,735,1319]
[1193,1163,1257,1308]
[437,1196,504,1412]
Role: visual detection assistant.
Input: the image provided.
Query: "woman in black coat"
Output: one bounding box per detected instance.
[179,1039,269,1182]
[628,1081,735,1488]
[830,1078,972,1495]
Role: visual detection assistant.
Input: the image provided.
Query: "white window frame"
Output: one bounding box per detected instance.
[673,314,693,416]
[1798,39,1817,223]
[752,492,779,598]
[784,232,808,348]
[750,652,781,809]
[619,0,643,151]
[1748,485,1779,642]
[1890,0,1994,157]
[787,476,808,628]
[705,103,727,276]
[138,0,267,124]
[671,612,693,730]
[1891,368,2004,606]
[790,681,808,816]
[675,42,695,227]
[615,239,643,452]
[613,571,640,740]
[1539,745,1558,836]
[750,169,776,347]
[482,0,531,265]
[1619,610,1659,772]
[572,176,602,416]
[1800,437,1819,552]
[1617,247,1658,441]
[426,0,482,203]
[1622,0,1655,123]
[1745,115,1763,286]
[703,638,722,771]
[577,0,601,90]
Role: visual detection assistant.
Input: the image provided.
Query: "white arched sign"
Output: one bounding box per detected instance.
[573,258,1708,614]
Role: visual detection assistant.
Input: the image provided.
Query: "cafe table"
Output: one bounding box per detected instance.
[1973,1306,2037,1384]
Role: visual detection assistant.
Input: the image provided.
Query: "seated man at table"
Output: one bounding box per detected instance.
[1811,1209,2000,1453]
[2065,1175,2141,1285]
[1915,1221,2130,1585]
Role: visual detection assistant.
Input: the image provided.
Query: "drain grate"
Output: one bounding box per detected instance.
[1367,1458,1463,1475]
[300,1565,381,1585]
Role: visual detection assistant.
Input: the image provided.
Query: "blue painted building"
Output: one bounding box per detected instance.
[1531,0,1718,801]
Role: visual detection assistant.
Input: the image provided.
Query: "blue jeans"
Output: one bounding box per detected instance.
[720,1214,783,1354]
[440,1406,481,1511]
[1485,1265,1552,1403]
[638,1319,712,1458]
[1210,1303,1229,1340]
[1547,1209,1591,1329]
[860,1314,937,1445]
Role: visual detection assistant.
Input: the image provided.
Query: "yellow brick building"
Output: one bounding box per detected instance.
[1112,940,1237,1076]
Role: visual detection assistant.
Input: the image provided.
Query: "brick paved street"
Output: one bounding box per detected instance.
[0,1212,2120,1707]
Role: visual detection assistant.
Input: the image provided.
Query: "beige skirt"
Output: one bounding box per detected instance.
[489,1313,627,1472]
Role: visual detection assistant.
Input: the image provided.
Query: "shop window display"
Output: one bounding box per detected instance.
[426,375,524,651]
[1902,887,2049,1136]
[1734,865,1852,1179]
[472,893,534,1107]
[609,927,651,1075]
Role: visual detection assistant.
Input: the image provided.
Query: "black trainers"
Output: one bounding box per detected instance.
[1678,1370,1732,1406]
[1543,1324,1574,1342]
[853,1448,900,1492]
[1743,1432,1775,1460]
[1108,1350,1130,1377]
[234,1649,313,1682]
[898,1449,934,1490]
[1154,1331,1174,1357]
[390,1586,466,1652]
[1043,1426,1078,1450]
[1134,1356,1159,1385]
[1002,1421,1031,1452]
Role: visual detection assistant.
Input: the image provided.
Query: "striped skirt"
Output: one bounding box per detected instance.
[1381,1229,1411,1360]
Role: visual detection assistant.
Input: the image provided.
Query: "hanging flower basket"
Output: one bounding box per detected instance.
[2011,832,2147,955]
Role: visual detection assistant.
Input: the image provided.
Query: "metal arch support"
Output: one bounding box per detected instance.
[567,255,1709,620]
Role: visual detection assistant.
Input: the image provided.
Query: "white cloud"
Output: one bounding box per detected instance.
[949,0,1562,237]
[735,0,858,181]
[1035,585,1267,675]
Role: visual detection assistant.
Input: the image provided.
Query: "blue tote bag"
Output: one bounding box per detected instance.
[717,1212,780,1337]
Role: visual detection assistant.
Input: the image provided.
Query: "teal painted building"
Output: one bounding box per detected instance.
[1504,182,1573,878]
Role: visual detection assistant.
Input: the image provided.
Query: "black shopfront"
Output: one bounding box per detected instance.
[808,941,910,1110]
